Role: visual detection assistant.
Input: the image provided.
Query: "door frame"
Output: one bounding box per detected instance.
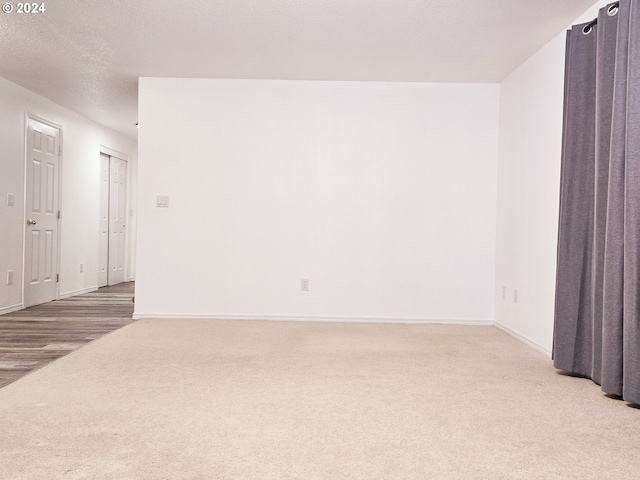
[23,112,63,306]
[99,145,129,286]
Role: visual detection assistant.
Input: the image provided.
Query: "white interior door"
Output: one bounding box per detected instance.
[108,156,127,286]
[98,153,109,287]
[24,117,60,307]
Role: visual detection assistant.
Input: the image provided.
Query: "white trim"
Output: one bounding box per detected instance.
[58,286,98,299]
[21,115,27,309]
[99,145,128,161]
[132,312,552,358]
[131,312,494,325]
[493,321,552,357]
[0,303,25,315]
[26,112,63,130]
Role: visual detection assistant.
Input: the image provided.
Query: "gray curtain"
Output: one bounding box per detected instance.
[554,0,640,404]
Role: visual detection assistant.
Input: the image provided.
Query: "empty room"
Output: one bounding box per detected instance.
[1,0,639,478]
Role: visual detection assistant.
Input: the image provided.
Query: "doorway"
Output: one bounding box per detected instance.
[24,115,62,308]
[98,150,128,287]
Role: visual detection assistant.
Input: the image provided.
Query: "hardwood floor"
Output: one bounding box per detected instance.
[0,282,135,388]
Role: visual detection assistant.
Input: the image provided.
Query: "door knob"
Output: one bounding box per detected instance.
[27,219,37,225]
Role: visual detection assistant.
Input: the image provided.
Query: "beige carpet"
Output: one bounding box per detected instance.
[0,319,638,479]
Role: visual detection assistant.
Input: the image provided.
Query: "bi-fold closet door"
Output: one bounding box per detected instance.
[99,153,127,287]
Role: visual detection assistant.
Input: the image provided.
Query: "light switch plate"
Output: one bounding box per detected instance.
[156,195,169,208]
[7,193,15,206]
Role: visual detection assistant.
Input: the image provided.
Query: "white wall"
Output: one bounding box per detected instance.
[0,75,137,313]
[494,0,610,354]
[136,78,499,322]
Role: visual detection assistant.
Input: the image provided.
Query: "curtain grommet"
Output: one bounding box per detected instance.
[608,4,619,16]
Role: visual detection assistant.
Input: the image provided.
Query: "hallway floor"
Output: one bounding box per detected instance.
[0,282,134,388]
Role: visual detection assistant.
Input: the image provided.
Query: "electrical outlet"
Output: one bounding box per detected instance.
[301,279,309,292]
[80,263,83,273]
[7,270,13,285]
[514,289,519,304]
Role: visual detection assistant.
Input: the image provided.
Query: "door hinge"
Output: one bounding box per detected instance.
[57,210,61,219]
[56,274,59,283]
[58,146,62,155]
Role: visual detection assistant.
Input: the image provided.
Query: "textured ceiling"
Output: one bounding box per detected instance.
[0,0,599,140]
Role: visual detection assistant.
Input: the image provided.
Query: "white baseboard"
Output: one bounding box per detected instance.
[493,321,552,357]
[132,313,550,357]
[0,303,24,315]
[2,296,550,358]
[59,286,98,299]
[132,312,493,325]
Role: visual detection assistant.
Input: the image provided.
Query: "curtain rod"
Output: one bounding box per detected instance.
[583,2,620,34]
